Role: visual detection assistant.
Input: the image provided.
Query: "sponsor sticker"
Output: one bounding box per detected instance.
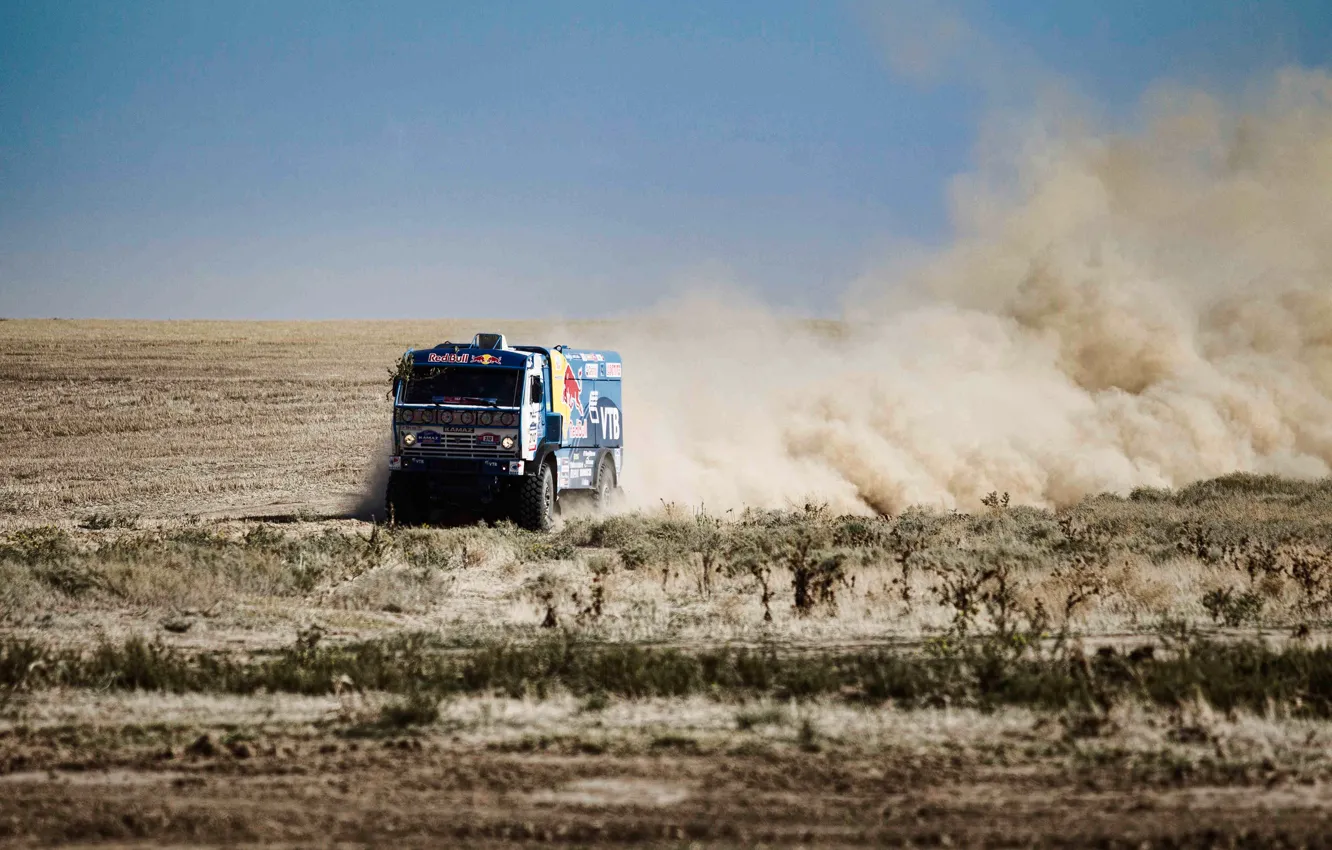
[471,354,503,365]
[477,433,500,445]
[605,362,621,378]
[584,363,598,379]
[388,456,402,470]
[426,352,470,364]
[569,421,588,439]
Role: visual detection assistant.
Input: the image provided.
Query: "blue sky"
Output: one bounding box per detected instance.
[2,0,1329,319]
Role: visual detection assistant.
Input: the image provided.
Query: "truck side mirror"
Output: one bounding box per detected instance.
[530,375,544,405]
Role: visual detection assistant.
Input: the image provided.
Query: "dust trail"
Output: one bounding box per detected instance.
[594,70,1332,514]
[360,71,1332,517]
[352,433,393,521]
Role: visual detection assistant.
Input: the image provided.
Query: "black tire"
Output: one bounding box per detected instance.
[517,461,555,531]
[385,471,428,526]
[591,454,616,511]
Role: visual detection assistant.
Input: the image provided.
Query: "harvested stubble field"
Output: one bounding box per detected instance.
[3,319,1332,847]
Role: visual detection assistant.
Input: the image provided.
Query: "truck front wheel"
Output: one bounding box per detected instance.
[516,462,555,531]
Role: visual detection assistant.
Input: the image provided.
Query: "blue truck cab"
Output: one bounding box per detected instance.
[386,332,623,529]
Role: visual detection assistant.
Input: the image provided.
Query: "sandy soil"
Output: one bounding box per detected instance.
[2,691,1330,848]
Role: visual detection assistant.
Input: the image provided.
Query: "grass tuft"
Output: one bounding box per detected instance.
[6,630,1332,719]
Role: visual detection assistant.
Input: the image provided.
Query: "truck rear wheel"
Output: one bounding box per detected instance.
[386,471,428,526]
[592,455,616,511]
[516,462,555,531]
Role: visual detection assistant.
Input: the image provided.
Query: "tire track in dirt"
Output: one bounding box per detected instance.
[3,746,1330,847]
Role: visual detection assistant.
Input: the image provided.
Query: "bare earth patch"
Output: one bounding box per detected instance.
[529,777,693,808]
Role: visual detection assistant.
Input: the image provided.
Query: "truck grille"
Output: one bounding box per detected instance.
[404,433,516,459]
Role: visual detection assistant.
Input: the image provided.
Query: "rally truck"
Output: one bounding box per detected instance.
[385,332,623,530]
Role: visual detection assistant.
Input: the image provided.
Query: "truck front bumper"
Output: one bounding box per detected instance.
[390,455,525,476]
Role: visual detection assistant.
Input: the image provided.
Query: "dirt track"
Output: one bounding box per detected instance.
[3,732,1330,848]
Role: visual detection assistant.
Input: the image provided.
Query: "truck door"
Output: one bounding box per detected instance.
[522,354,546,460]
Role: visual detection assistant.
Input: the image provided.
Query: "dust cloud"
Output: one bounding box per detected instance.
[595,70,1332,514]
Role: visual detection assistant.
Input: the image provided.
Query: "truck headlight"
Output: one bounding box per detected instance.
[402,432,416,447]
[501,436,515,450]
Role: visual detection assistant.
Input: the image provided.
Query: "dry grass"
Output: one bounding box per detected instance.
[9,687,1332,778]
[3,491,1330,650]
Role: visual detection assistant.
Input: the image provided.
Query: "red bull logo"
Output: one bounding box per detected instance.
[562,363,584,416]
[471,354,502,365]
[426,352,469,364]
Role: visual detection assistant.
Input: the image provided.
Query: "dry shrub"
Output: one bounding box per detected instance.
[324,562,455,613]
[724,505,851,618]
[523,571,570,629]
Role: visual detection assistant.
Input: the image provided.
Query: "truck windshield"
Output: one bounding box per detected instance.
[402,366,522,407]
